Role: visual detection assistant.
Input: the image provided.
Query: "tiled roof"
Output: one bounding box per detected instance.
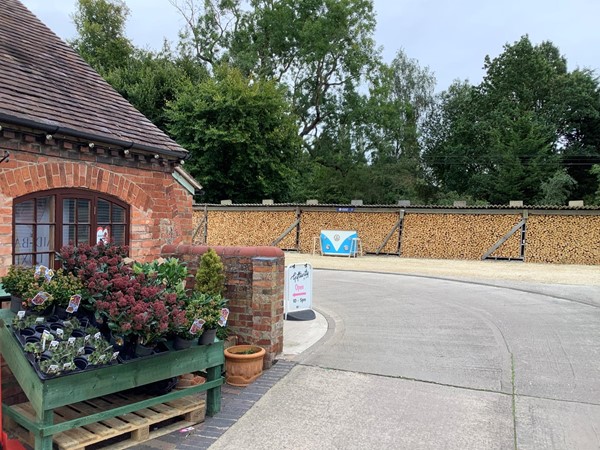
[0,0,187,157]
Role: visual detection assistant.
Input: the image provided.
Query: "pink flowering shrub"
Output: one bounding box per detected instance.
[58,243,187,345]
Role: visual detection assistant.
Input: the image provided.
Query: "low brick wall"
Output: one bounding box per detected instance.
[161,245,285,369]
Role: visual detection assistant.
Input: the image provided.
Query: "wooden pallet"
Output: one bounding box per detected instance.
[6,392,206,450]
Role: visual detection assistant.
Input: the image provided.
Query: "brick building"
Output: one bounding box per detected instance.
[0,0,201,286]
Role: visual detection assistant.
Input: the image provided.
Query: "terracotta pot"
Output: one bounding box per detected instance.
[224,345,266,386]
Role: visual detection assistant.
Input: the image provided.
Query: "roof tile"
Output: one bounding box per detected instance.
[0,0,187,156]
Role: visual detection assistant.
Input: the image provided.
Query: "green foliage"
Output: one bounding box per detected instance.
[423,36,600,204]
[185,292,227,332]
[590,165,600,205]
[538,169,578,205]
[195,249,225,296]
[1,265,36,298]
[39,269,84,308]
[69,0,133,75]
[167,64,303,202]
[133,257,189,299]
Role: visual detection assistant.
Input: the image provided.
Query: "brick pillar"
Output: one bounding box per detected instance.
[251,257,284,369]
[161,245,285,367]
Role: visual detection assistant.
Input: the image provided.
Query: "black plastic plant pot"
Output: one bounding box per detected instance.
[71,329,86,338]
[25,335,41,344]
[79,317,90,328]
[55,306,70,320]
[173,335,195,350]
[20,327,36,338]
[34,324,49,334]
[83,346,95,355]
[50,323,63,332]
[46,315,60,323]
[74,357,88,370]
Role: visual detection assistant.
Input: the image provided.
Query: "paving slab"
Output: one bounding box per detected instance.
[209,365,515,450]
[516,396,600,449]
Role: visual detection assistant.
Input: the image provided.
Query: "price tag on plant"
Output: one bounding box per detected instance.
[77,346,85,356]
[63,362,73,371]
[189,318,205,335]
[68,337,76,346]
[63,320,71,327]
[36,317,45,323]
[31,291,50,306]
[49,340,59,350]
[111,351,119,361]
[34,265,47,279]
[94,332,102,340]
[66,294,81,313]
[48,364,59,374]
[42,330,52,341]
[218,308,230,327]
[56,328,64,338]
[99,354,106,362]
[17,311,25,319]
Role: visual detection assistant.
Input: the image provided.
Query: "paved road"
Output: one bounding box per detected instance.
[212,270,600,449]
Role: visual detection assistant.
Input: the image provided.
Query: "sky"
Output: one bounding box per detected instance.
[20,0,600,93]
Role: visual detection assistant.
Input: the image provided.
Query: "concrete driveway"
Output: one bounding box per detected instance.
[211,270,600,450]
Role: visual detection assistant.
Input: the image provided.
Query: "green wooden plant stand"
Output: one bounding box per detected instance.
[0,309,224,450]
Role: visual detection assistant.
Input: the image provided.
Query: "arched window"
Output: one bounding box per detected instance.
[13,189,129,267]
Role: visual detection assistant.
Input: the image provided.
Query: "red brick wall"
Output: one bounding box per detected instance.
[0,126,193,407]
[161,245,285,369]
[0,127,194,277]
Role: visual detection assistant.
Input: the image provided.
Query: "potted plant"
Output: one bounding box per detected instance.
[42,269,84,319]
[185,293,227,345]
[1,265,36,312]
[192,249,229,344]
[224,345,266,386]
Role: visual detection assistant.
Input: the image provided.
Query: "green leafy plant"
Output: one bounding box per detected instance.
[195,249,225,296]
[1,265,36,299]
[42,269,85,310]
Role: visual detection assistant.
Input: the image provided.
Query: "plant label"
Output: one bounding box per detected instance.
[218,308,230,327]
[77,346,85,356]
[31,291,50,306]
[48,364,59,374]
[63,362,73,371]
[111,351,119,361]
[63,320,72,328]
[49,340,59,350]
[36,316,45,323]
[68,337,76,346]
[84,334,91,342]
[94,332,102,340]
[189,318,205,335]
[56,328,64,338]
[17,311,25,319]
[66,294,81,313]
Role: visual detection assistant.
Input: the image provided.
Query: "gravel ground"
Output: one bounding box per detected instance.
[284,252,600,286]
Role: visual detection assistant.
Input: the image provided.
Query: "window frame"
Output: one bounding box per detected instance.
[12,188,130,268]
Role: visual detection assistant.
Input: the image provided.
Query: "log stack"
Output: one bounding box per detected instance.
[401,214,522,260]
[202,211,297,248]
[526,215,600,264]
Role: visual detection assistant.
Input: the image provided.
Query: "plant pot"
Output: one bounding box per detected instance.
[20,327,36,338]
[10,295,22,313]
[71,329,86,338]
[173,335,195,350]
[55,305,70,320]
[134,342,155,357]
[198,328,217,346]
[35,324,49,334]
[224,345,266,386]
[74,357,89,370]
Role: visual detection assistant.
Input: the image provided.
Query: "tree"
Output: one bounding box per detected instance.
[422,36,600,204]
[538,169,577,205]
[69,0,133,75]
[174,0,380,143]
[106,47,207,131]
[166,65,303,203]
